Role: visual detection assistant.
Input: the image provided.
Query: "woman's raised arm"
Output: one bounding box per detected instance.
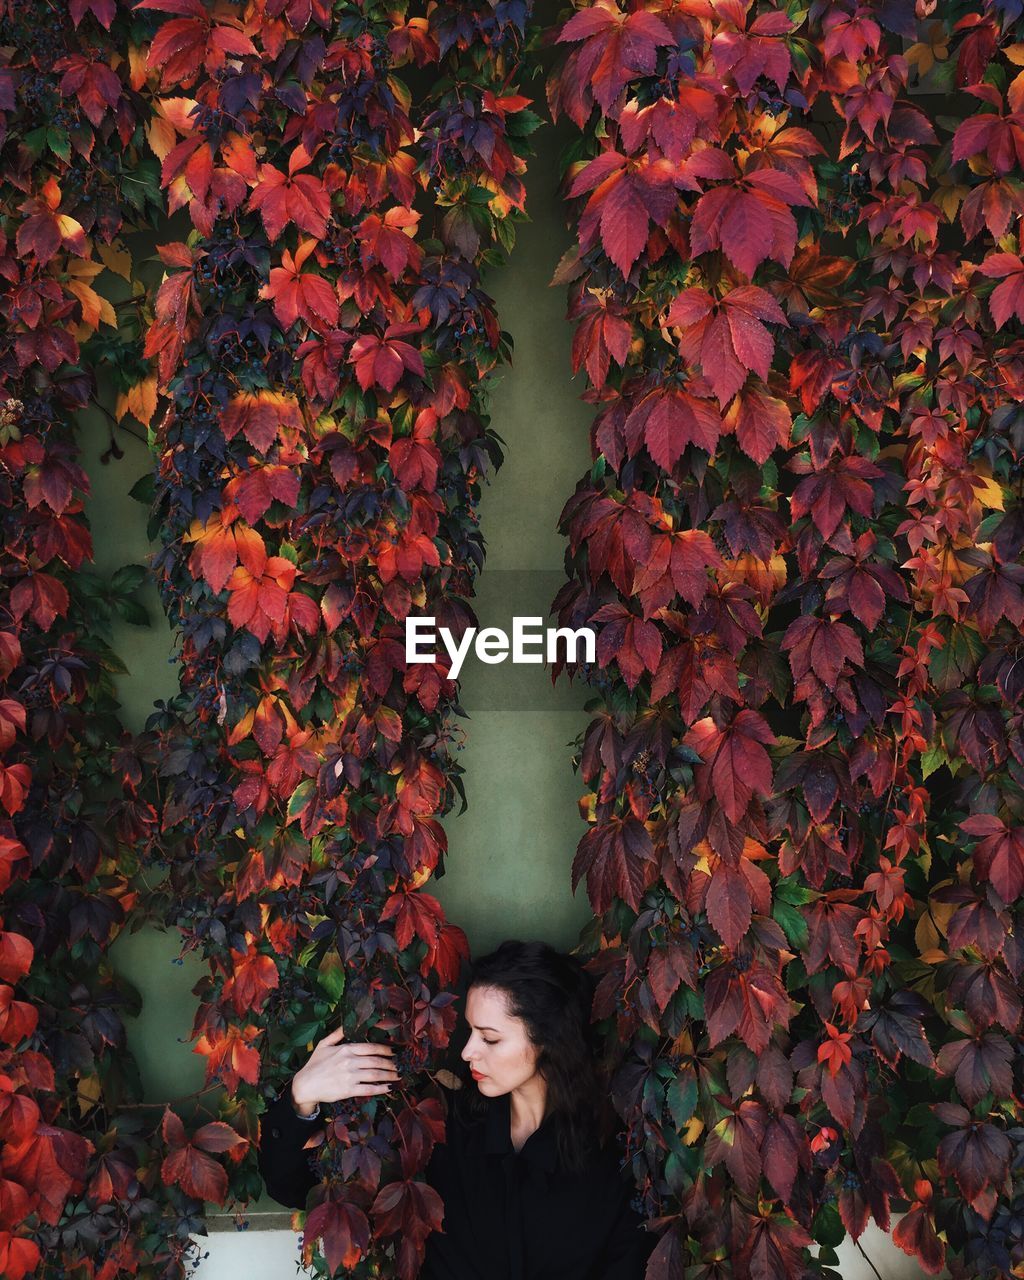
[257,1026,400,1209]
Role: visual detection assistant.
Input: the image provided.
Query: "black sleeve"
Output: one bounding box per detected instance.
[257,1076,324,1209]
[594,1161,657,1280]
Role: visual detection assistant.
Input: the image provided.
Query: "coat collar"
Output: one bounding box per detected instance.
[483,1091,559,1173]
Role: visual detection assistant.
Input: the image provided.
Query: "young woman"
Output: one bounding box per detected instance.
[258,939,655,1279]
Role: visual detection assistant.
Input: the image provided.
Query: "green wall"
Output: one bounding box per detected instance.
[91,118,594,1117]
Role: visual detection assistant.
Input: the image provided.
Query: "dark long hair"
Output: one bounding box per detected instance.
[455,939,614,1174]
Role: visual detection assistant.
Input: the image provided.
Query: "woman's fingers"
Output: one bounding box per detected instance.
[342,1048,397,1073]
[345,1043,395,1056]
[349,1082,394,1097]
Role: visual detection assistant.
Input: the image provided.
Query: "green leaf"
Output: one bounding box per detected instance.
[119,156,162,214]
[91,639,128,675]
[111,564,148,593]
[775,876,819,906]
[289,1021,326,1049]
[666,1070,698,1130]
[927,56,957,94]
[448,769,468,817]
[22,125,49,159]
[919,743,946,780]
[46,128,71,162]
[928,619,984,690]
[773,899,809,951]
[115,598,151,627]
[855,422,879,459]
[609,681,637,721]
[287,779,315,822]
[507,109,544,137]
[663,1151,688,1195]
[129,473,156,505]
[317,951,346,1002]
[812,1203,844,1249]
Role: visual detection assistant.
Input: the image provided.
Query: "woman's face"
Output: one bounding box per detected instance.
[460,985,542,1097]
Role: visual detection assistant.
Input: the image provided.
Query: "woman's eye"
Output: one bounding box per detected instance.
[482,1039,497,1046]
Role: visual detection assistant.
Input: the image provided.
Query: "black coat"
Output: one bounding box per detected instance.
[258,1077,656,1280]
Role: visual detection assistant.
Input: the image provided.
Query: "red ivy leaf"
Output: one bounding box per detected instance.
[70,0,116,26]
[54,56,121,128]
[570,290,632,387]
[371,1177,444,1247]
[788,452,882,540]
[0,699,27,754]
[0,764,32,818]
[160,1108,242,1204]
[357,206,423,278]
[626,384,723,469]
[618,88,721,161]
[892,1198,945,1275]
[725,382,792,465]
[10,572,69,630]
[761,1113,807,1204]
[690,171,811,278]
[706,861,752,950]
[741,1210,811,1280]
[712,12,794,94]
[0,928,34,982]
[632,529,722,614]
[782,615,864,692]
[350,324,425,393]
[304,1200,371,1272]
[262,239,339,333]
[936,1033,1014,1106]
[2,1124,91,1226]
[592,603,662,690]
[226,946,280,1015]
[249,157,332,242]
[569,149,682,277]
[668,285,787,406]
[705,1100,766,1196]
[225,465,301,525]
[935,1105,1011,1211]
[705,960,791,1052]
[137,0,257,90]
[571,814,656,913]
[953,113,1024,177]
[685,709,776,824]
[16,177,88,266]
[575,492,656,595]
[380,891,468,985]
[187,511,265,595]
[556,4,675,116]
[978,253,1024,329]
[394,1097,446,1179]
[960,814,1024,905]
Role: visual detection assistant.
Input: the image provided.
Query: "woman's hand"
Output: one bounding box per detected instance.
[290,1026,400,1113]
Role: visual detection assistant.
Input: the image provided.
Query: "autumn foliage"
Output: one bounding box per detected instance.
[0,1,184,1276]
[5,0,1024,1278]
[547,2,1024,1278]
[2,0,536,1277]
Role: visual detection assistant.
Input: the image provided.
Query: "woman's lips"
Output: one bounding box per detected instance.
[470,1069,487,1080]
